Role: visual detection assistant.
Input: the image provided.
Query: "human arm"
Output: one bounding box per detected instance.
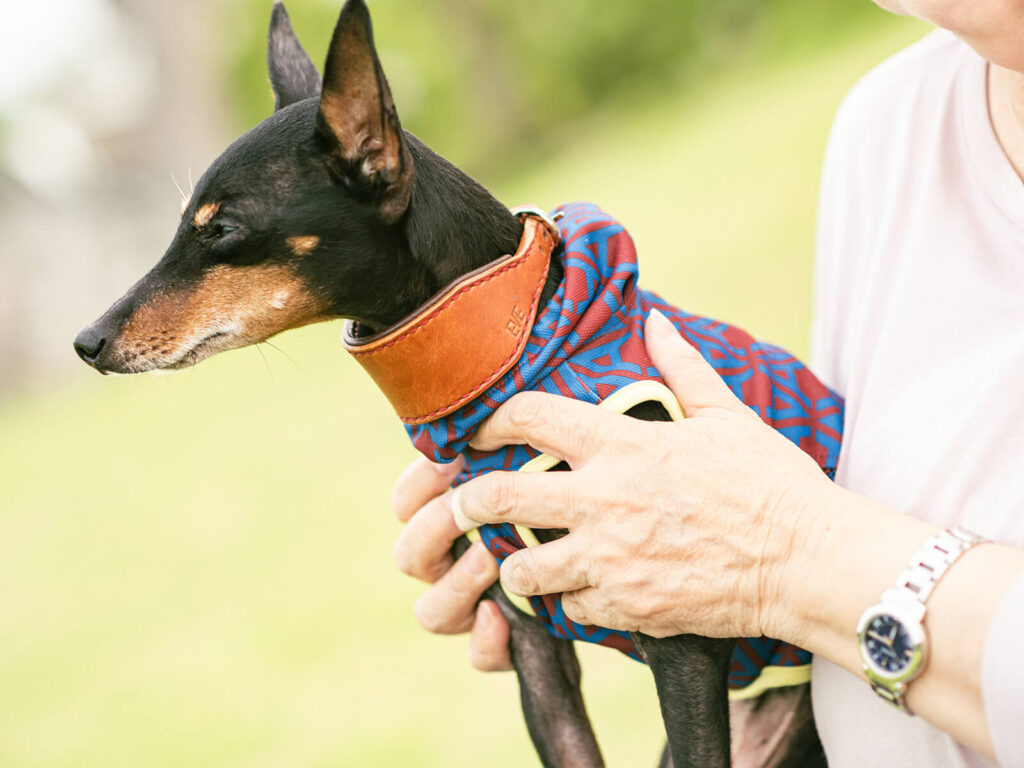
[448,309,1024,762]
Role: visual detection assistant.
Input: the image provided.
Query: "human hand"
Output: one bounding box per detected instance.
[452,310,838,642]
[391,454,512,670]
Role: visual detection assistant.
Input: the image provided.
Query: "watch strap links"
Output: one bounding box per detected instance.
[893,527,988,606]
[862,526,988,715]
[869,679,911,714]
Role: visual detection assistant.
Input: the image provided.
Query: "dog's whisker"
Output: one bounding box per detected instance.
[263,340,302,371]
[171,172,188,205]
[255,343,275,384]
[187,166,195,196]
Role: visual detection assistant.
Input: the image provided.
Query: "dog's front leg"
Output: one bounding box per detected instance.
[633,633,735,768]
[451,536,604,768]
[656,684,829,768]
[490,582,606,768]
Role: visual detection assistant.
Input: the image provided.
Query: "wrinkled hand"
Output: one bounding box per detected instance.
[391,454,512,671]
[453,310,835,641]
[390,309,836,670]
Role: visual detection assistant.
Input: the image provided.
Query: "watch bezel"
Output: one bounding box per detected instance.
[856,602,928,686]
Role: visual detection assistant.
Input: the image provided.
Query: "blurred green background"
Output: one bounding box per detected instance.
[0,2,928,766]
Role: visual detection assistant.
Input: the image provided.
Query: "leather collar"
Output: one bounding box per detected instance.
[342,209,560,424]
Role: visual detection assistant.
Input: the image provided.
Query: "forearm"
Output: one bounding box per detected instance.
[770,483,1024,761]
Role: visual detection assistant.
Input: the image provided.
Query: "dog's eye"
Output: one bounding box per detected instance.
[197,216,246,258]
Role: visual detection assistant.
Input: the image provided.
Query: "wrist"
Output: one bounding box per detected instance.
[756,471,841,641]
[857,527,990,714]
[756,479,1023,760]
[760,482,939,658]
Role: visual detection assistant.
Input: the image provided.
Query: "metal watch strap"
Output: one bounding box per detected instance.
[867,527,988,713]
[891,527,988,605]
[869,679,908,710]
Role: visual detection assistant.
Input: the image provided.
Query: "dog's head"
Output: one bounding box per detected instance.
[74,0,419,374]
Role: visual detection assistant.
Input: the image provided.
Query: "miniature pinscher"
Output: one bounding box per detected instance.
[74,2,829,766]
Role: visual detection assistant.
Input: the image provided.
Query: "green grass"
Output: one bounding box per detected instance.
[0,16,928,768]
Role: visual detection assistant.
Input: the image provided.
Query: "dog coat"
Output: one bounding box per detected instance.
[395,203,843,698]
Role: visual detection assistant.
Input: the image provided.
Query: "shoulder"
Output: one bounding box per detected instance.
[844,29,967,100]
[811,32,976,389]
[826,31,973,168]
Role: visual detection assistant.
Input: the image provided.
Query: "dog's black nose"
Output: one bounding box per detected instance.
[73,326,107,367]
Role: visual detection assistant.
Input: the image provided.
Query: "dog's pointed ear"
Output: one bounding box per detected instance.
[267,1,322,111]
[316,0,413,223]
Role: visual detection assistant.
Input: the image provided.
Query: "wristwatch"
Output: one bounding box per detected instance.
[856,526,988,714]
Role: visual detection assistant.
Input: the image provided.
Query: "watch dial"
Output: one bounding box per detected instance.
[865,614,915,674]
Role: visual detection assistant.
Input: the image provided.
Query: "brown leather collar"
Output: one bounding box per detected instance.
[342,209,560,424]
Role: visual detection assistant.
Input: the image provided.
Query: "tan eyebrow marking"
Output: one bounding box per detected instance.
[287,236,321,256]
[194,202,220,228]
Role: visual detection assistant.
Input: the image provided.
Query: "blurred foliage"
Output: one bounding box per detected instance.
[219,0,883,175]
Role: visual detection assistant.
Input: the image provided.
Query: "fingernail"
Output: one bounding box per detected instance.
[451,487,476,532]
[466,542,494,577]
[648,308,673,333]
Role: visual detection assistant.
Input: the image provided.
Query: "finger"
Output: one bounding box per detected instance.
[393,490,462,583]
[645,309,749,418]
[453,470,583,531]
[469,391,618,465]
[392,455,464,523]
[468,600,512,671]
[413,541,498,635]
[500,536,591,597]
[560,588,604,628]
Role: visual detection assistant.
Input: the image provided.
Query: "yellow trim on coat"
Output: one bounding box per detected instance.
[727,665,812,700]
[494,380,684,615]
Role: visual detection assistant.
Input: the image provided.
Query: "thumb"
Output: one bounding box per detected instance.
[645,309,748,418]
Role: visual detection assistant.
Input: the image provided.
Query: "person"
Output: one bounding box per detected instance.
[389,1,1024,765]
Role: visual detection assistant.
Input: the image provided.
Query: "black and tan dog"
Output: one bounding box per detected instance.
[74,2,827,766]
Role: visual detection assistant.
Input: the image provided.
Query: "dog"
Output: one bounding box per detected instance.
[74,2,839,765]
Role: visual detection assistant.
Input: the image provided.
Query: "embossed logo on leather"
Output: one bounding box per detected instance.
[506,305,527,337]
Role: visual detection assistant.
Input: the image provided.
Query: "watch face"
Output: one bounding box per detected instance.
[864,614,916,675]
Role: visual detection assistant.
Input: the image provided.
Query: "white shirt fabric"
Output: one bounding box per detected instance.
[810,30,1024,768]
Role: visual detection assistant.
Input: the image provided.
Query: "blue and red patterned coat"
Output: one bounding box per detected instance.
[407,202,844,697]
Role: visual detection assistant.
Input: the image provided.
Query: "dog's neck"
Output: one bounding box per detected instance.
[365,134,562,334]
